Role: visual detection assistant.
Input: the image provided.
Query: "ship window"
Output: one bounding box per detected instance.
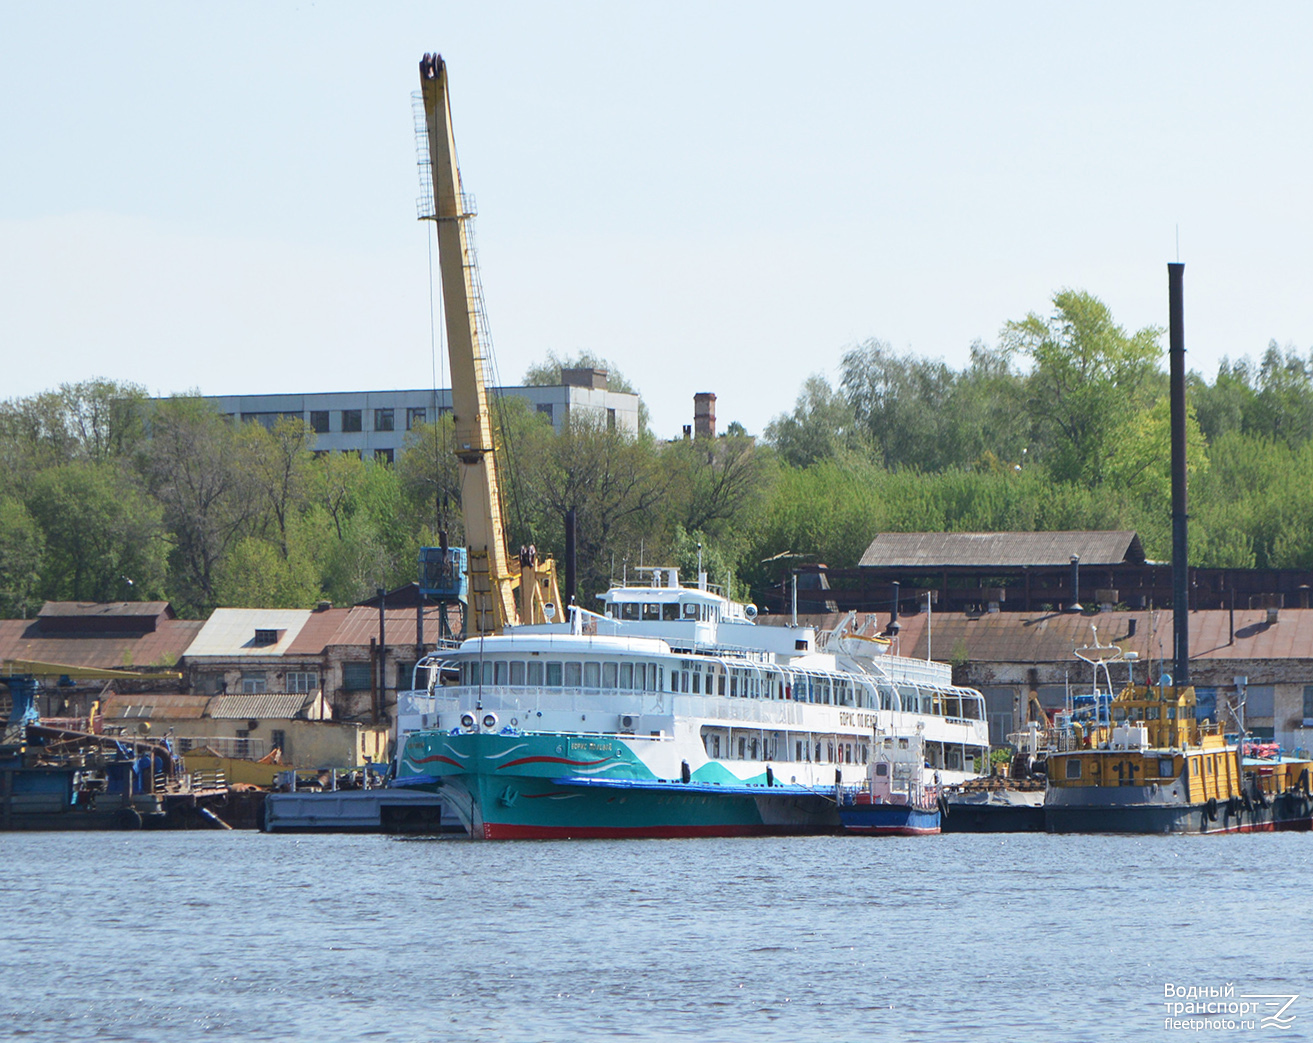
[713,735,720,757]
[1158,757,1174,777]
[621,603,640,621]
[602,662,617,688]
[796,741,803,761]
[583,662,600,688]
[546,662,563,686]
[682,603,698,619]
[1065,759,1082,780]
[1191,758,1199,775]
[718,673,726,696]
[750,739,758,760]
[527,661,544,686]
[620,663,633,689]
[482,662,495,685]
[494,661,508,685]
[738,738,746,759]
[510,661,525,686]
[662,604,679,621]
[565,662,582,687]
[691,672,701,694]
[642,603,660,620]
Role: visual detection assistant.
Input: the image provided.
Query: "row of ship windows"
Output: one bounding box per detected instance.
[456,658,983,718]
[607,602,718,622]
[459,660,663,691]
[699,729,986,771]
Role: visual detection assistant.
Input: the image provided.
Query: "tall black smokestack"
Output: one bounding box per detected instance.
[1169,263,1190,684]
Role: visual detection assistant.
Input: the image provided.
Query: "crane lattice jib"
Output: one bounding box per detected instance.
[418,53,519,635]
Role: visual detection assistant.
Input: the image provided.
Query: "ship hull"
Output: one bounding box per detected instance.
[838,802,940,835]
[1045,788,1313,835]
[400,731,843,839]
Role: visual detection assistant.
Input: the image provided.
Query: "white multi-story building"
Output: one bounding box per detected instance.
[202,369,639,463]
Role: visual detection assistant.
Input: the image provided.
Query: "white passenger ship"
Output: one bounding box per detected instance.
[395,570,990,838]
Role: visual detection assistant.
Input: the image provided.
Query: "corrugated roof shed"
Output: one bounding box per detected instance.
[206,693,326,720]
[769,607,1313,665]
[0,617,203,671]
[858,531,1146,568]
[183,609,313,658]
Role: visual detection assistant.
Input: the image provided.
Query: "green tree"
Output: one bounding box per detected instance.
[26,461,165,602]
[1002,290,1163,484]
[0,496,45,617]
[140,396,259,614]
[764,374,868,468]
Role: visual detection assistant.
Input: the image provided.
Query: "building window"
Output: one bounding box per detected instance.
[286,671,318,693]
[253,629,280,646]
[342,409,362,433]
[374,408,395,432]
[1304,685,1313,722]
[241,673,266,694]
[396,662,415,689]
[407,407,426,430]
[310,410,330,433]
[537,403,554,422]
[342,662,372,691]
[607,408,616,431]
[374,448,394,465]
[271,729,286,753]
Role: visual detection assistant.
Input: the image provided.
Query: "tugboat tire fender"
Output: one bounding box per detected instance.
[1205,797,1218,822]
[116,806,143,831]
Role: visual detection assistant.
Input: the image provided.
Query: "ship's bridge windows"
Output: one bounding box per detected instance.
[494,661,509,685]
[691,671,701,694]
[643,603,661,621]
[584,662,600,688]
[527,660,544,686]
[510,661,525,686]
[944,695,960,718]
[565,662,583,687]
[682,602,698,619]
[620,603,640,621]
[620,663,634,689]
[546,662,563,686]
[662,604,679,621]
[602,662,618,688]
[1066,759,1082,779]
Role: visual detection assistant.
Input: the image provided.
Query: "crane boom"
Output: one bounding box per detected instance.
[418,53,559,634]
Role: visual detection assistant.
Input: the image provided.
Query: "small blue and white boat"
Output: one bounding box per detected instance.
[839,730,943,835]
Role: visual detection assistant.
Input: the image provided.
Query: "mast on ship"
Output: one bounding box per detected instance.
[417,53,560,635]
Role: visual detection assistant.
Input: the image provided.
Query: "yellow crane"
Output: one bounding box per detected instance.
[418,53,560,635]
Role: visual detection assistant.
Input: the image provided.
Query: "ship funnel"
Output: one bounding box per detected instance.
[1169,263,1189,683]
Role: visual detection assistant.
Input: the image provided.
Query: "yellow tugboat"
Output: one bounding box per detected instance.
[1046,682,1313,834]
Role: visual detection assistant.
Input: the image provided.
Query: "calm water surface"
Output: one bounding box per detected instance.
[0,832,1308,1042]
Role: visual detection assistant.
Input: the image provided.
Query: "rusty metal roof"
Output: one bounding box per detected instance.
[0,618,203,671]
[285,608,351,654]
[101,694,210,720]
[324,606,454,648]
[38,601,174,620]
[772,607,1313,666]
[857,531,1146,568]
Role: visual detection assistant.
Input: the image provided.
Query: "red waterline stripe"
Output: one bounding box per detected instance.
[483,822,771,840]
[408,754,464,768]
[497,755,613,770]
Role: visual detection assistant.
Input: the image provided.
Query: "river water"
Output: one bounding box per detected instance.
[0,832,1308,1042]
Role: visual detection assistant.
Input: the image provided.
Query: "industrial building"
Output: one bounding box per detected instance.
[199,368,640,462]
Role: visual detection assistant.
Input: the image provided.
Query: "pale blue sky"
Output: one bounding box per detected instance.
[3,3,1311,436]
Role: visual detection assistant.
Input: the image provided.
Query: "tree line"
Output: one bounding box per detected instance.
[3,290,1313,618]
